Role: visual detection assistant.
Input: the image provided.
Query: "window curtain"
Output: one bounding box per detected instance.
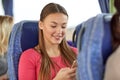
[98,0,110,13]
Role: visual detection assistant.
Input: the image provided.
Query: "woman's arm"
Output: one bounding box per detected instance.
[18,50,37,80]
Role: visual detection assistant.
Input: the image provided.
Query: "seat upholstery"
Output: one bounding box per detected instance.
[76,13,113,80]
[7,20,38,80]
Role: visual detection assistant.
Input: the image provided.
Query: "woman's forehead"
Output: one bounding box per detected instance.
[43,13,68,23]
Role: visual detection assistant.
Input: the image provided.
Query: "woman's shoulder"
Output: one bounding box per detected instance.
[22,48,39,54]
[70,46,77,50]
[70,46,78,54]
[20,48,41,60]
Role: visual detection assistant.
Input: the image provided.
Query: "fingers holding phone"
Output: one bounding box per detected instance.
[71,60,77,68]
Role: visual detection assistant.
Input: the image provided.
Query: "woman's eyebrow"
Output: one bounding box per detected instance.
[51,21,67,25]
[51,21,57,24]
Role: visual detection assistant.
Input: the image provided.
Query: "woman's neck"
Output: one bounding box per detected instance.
[46,45,61,57]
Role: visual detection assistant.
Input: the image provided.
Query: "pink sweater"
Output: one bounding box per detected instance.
[18,47,77,80]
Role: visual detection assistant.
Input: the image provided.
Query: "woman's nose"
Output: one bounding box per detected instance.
[56,27,63,33]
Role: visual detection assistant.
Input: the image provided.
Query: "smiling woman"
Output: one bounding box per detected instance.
[18,3,78,80]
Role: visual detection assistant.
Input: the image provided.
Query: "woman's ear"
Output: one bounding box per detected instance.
[39,21,43,29]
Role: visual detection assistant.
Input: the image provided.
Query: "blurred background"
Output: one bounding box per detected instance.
[0,0,101,28]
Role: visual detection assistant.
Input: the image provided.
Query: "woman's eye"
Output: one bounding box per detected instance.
[62,26,66,29]
[51,26,56,28]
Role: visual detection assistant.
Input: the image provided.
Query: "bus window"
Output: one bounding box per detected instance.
[0,0,101,28]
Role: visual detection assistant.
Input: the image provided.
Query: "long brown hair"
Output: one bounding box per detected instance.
[111,0,120,51]
[36,3,77,80]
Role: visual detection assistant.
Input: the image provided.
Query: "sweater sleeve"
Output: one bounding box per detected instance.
[18,49,38,80]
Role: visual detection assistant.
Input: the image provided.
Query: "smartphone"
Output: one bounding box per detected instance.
[71,60,77,68]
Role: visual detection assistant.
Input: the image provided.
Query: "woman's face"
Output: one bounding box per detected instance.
[39,13,68,45]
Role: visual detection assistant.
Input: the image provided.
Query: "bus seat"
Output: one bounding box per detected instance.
[76,13,113,80]
[7,20,38,80]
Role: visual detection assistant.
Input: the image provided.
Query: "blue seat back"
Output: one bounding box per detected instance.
[76,13,113,80]
[7,20,38,80]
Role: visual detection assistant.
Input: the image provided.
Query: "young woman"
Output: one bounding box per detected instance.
[18,3,78,80]
[0,15,13,80]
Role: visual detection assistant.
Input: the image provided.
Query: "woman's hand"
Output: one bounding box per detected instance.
[53,67,77,80]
